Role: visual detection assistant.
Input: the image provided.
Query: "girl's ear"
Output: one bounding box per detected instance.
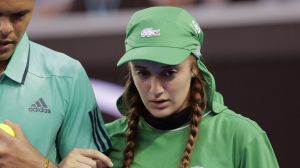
[191,69,198,78]
[190,55,199,78]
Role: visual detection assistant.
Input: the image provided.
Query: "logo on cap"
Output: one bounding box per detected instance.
[141,28,160,38]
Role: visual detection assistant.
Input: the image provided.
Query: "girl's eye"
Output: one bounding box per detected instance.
[136,70,150,78]
[162,69,177,78]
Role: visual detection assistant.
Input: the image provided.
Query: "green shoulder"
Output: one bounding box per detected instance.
[105,117,128,136]
[219,109,265,141]
[217,110,279,167]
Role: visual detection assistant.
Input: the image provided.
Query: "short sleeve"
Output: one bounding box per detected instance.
[56,61,111,159]
[239,132,279,168]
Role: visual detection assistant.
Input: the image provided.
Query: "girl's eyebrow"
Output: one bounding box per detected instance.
[133,65,147,69]
[133,64,178,69]
[161,65,177,69]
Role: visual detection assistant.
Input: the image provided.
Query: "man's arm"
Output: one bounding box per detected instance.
[0,120,58,168]
[0,120,112,168]
[58,148,113,168]
[55,61,111,158]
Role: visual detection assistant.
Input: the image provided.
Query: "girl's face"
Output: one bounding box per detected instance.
[130,56,195,118]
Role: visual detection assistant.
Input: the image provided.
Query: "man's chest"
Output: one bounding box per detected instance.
[0,75,67,145]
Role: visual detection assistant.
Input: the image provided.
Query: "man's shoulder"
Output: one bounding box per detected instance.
[29,41,84,78]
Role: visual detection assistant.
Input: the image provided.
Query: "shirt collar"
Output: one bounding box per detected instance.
[141,107,192,131]
[4,33,30,84]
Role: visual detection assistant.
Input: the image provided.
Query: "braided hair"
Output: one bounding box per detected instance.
[180,58,207,168]
[122,69,143,168]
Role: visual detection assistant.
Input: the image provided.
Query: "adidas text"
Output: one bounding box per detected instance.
[28,107,51,113]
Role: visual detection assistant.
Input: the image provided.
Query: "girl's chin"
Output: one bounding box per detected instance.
[148,109,173,118]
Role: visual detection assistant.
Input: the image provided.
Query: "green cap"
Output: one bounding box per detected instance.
[117,6,204,66]
[115,7,228,116]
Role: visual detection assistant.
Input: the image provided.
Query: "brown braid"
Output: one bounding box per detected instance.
[122,70,143,168]
[180,58,207,168]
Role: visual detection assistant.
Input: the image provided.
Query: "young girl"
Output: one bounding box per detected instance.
[59,6,279,168]
[106,6,279,168]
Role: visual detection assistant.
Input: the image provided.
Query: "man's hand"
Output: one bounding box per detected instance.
[0,120,54,168]
[58,148,113,168]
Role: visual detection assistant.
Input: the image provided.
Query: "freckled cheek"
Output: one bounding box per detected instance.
[136,85,150,107]
[134,80,149,97]
[170,80,190,100]
[165,85,178,99]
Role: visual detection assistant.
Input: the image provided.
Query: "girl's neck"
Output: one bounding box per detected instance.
[141,107,192,130]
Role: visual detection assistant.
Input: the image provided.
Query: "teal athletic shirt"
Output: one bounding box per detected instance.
[0,33,111,163]
[106,57,279,167]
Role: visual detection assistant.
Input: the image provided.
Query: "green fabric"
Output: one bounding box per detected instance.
[112,6,278,168]
[106,110,279,168]
[0,33,111,163]
[116,7,225,115]
[117,7,204,66]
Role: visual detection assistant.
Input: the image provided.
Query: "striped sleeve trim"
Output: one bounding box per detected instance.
[89,107,112,152]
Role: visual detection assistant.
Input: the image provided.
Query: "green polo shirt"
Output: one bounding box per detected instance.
[0,33,111,163]
[106,109,279,168]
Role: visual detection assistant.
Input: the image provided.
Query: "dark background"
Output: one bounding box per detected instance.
[29,7,300,167]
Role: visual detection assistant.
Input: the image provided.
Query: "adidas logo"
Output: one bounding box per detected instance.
[28,98,51,113]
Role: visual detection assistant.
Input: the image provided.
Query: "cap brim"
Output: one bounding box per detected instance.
[117,47,191,66]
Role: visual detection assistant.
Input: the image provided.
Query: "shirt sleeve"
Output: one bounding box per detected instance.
[56,61,111,159]
[239,132,279,168]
